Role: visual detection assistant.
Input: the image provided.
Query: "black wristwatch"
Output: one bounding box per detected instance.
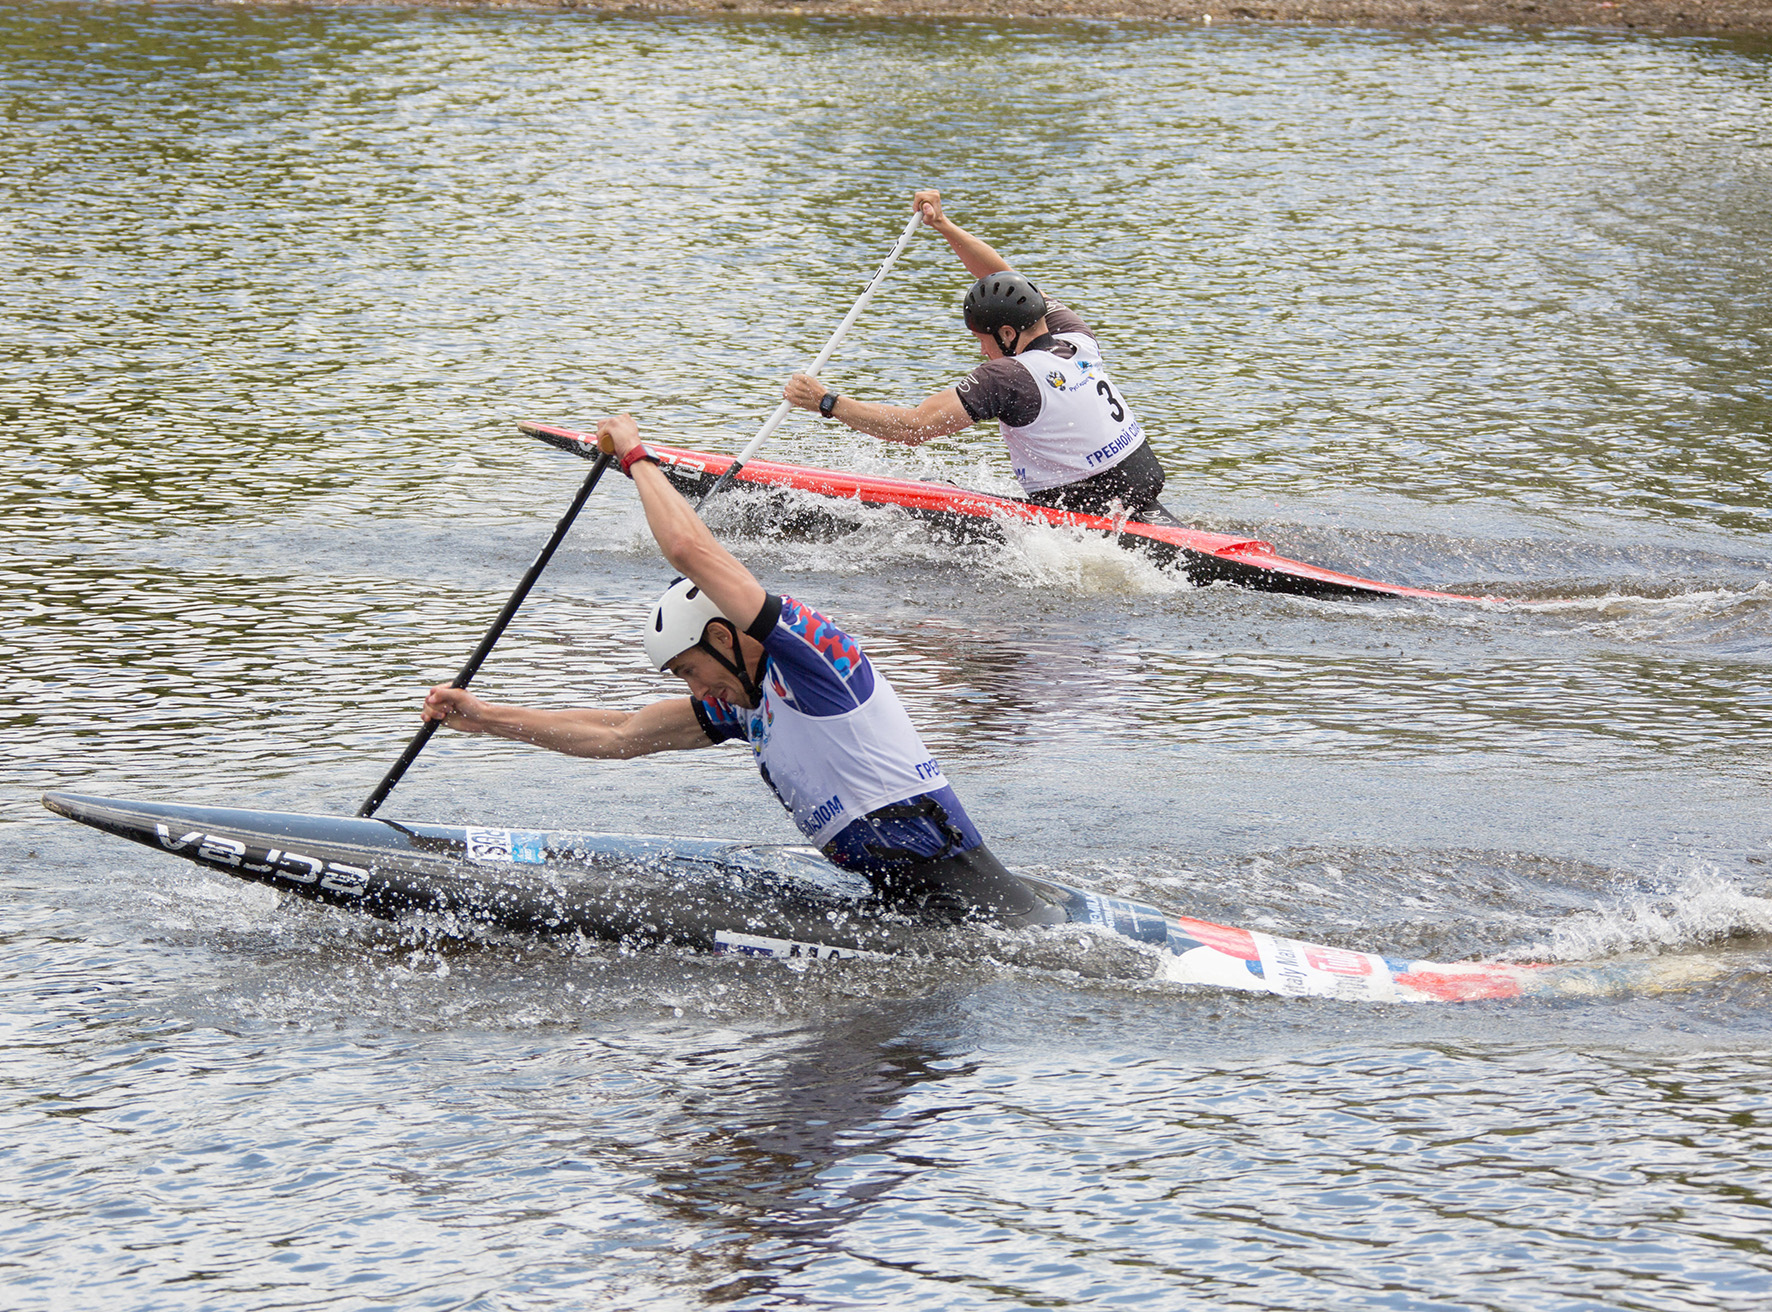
[818,391,840,419]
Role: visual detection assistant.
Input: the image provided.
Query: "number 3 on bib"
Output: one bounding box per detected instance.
[1095,379,1126,423]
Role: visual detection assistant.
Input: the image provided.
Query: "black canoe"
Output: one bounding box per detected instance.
[44,790,1560,1002]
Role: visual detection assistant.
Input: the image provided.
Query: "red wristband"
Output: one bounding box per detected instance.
[619,443,661,478]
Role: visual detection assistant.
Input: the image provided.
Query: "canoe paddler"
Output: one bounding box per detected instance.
[783,188,1177,524]
[421,414,1057,927]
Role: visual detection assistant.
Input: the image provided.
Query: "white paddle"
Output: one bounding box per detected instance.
[695,208,925,508]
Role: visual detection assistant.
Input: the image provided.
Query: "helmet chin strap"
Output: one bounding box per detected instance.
[993,326,1021,358]
[699,619,766,707]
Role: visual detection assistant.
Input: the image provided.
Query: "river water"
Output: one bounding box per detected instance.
[4,2,1770,1308]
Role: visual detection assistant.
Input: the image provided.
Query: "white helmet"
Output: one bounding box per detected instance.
[643,577,728,671]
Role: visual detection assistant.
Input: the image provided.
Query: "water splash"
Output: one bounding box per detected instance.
[691,489,1198,598]
[1516,866,1772,964]
[984,516,1197,597]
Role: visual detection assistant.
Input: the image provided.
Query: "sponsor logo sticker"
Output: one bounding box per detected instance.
[463,828,544,862]
[1249,931,1400,1001]
[466,828,513,862]
[713,930,886,961]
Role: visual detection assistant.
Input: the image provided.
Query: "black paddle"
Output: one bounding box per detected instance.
[357,450,615,817]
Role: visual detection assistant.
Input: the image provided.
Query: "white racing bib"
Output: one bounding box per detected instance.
[737,664,946,848]
[1002,333,1145,493]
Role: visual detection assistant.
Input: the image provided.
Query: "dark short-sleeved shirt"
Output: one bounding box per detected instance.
[954,301,1094,427]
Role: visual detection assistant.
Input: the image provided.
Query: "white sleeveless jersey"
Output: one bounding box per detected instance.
[736,660,946,848]
[1001,333,1146,493]
[695,596,949,850]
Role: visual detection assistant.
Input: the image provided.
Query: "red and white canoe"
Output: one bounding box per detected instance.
[519,420,1490,603]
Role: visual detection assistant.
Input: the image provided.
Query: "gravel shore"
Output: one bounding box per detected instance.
[226,0,1772,38]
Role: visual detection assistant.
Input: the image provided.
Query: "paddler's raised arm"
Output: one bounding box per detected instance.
[912,188,1012,281]
[781,375,973,448]
[594,413,767,629]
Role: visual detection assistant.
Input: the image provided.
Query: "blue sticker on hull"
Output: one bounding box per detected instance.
[1065,890,1173,947]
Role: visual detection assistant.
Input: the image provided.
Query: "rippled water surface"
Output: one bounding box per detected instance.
[4,3,1771,1309]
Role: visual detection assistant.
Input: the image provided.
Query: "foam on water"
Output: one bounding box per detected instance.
[1515,866,1772,964]
[1519,579,1772,620]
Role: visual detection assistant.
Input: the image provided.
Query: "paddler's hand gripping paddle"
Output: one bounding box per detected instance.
[694,207,924,509]
[360,209,920,815]
[357,447,615,818]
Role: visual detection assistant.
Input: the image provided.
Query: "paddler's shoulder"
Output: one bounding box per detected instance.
[1043,300,1093,338]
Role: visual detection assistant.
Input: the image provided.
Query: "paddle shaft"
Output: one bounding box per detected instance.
[695,208,924,509]
[357,451,615,818]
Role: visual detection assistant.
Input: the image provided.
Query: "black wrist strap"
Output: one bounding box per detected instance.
[818,391,840,419]
[746,592,783,642]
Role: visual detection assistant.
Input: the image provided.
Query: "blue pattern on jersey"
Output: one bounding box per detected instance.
[695,696,748,744]
[765,596,875,713]
[694,594,876,732]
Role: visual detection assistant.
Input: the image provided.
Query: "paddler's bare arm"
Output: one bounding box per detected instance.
[422,686,710,757]
[912,188,1012,281]
[594,413,767,629]
[781,375,974,448]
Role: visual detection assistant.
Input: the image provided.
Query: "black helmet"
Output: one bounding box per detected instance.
[963,271,1047,335]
